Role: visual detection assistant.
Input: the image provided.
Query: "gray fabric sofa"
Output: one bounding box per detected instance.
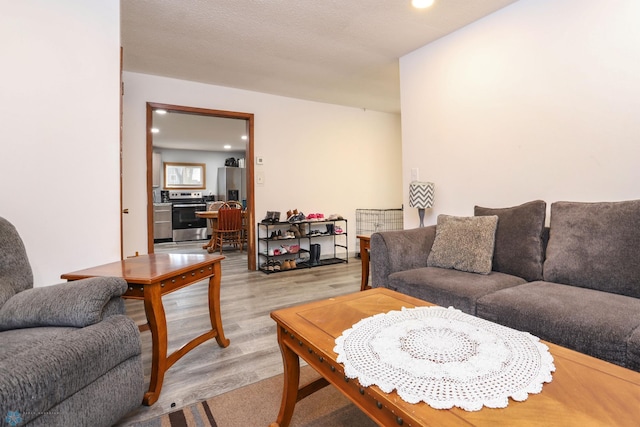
[371,199,640,372]
[0,217,144,426]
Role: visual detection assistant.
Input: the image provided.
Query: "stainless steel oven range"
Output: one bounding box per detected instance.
[169,191,207,242]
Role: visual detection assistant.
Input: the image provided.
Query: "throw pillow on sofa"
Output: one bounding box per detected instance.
[427,214,498,275]
[474,200,547,281]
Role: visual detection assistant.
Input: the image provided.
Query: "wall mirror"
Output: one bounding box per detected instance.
[163,162,206,189]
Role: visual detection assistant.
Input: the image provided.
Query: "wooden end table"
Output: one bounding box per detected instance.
[270,288,640,427]
[357,235,371,291]
[61,253,229,406]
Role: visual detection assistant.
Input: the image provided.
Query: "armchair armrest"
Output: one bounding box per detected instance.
[371,226,436,287]
[0,277,127,331]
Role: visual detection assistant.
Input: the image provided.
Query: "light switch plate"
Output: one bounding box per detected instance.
[256,156,264,165]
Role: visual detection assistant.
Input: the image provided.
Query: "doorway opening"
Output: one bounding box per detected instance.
[146,102,256,270]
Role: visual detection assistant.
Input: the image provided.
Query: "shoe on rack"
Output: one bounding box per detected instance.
[262,211,274,223]
[306,213,317,221]
[335,226,343,234]
[316,213,325,221]
[328,214,344,220]
[290,259,297,269]
[273,261,281,271]
[282,260,291,270]
[288,225,301,238]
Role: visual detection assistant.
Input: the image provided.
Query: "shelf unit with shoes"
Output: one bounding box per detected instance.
[257,219,348,274]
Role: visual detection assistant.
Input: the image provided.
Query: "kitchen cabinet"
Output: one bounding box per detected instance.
[153,203,172,242]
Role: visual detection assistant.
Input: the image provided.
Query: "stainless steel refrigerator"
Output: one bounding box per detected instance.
[218,167,246,205]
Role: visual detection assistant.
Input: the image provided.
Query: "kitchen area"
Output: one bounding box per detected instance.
[150,109,248,247]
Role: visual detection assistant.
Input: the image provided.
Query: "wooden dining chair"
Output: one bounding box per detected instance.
[225,200,247,249]
[209,203,243,254]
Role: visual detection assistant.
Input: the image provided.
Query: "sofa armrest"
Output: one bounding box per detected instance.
[0,277,127,331]
[371,226,436,287]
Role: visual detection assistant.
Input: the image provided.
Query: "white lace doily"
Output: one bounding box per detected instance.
[334,306,555,411]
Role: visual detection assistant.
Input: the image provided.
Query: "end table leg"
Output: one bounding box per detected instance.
[271,326,300,427]
[143,284,167,406]
[208,261,230,348]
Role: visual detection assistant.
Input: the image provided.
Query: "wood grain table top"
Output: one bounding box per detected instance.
[271,288,640,426]
[61,253,224,284]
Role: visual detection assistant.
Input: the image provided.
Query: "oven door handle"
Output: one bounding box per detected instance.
[172,204,207,208]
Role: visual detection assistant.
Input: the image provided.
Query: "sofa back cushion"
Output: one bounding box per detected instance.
[543,200,640,298]
[474,200,547,281]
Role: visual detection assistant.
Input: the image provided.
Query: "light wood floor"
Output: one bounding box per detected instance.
[116,241,364,425]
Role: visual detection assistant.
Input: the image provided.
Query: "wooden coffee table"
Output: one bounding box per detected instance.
[270,288,640,426]
[62,253,229,406]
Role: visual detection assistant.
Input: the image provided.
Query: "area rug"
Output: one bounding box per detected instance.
[137,366,376,426]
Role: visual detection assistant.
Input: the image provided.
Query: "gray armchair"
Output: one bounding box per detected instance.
[0,217,144,426]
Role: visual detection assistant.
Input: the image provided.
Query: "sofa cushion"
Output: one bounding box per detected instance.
[427,214,498,275]
[543,200,640,298]
[474,200,546,281]
[387,267,526,315]
[477,281,640,368]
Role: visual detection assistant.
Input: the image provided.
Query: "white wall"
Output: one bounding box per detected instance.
[0,1,121,286]
[122,72,402,258]
[400,0,640,228]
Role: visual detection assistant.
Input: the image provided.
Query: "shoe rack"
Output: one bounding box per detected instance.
[257,219,348,274]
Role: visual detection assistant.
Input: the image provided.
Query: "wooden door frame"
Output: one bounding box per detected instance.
[146,102,256,271]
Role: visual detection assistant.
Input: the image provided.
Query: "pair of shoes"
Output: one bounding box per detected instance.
[286,209,300,219]
[263,260,277,271]
[269,230,283,240]
[288,212,306,223]
[328,214,343,220]
[306,213,325,221]
[282,259,298,270]
[335,226,344,234]
[262,211,281,223]
[281,244,300,254]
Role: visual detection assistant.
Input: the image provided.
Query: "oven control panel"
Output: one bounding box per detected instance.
[169,191,203,200]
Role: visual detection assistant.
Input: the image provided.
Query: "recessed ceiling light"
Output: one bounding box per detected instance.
[155,109,167,115]
[151,128,159,133]
[224,145,231,149]
[412,0,434,8]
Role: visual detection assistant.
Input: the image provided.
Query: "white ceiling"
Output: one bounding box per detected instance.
[122,0,519,115]
[151,110,248,152]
